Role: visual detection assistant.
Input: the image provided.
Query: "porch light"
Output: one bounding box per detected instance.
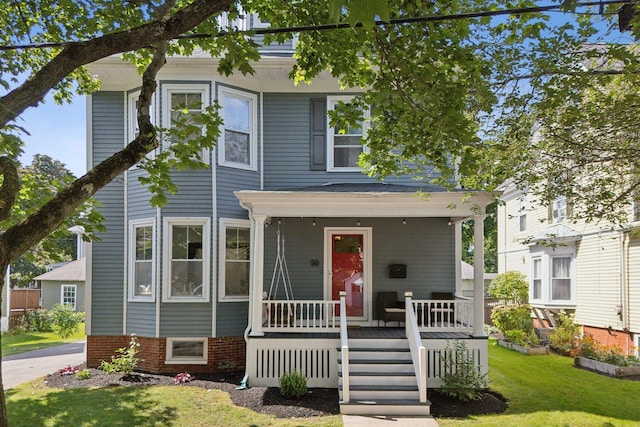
[402,218,406,225]
[312,218,316,226]
[357,218,361,226]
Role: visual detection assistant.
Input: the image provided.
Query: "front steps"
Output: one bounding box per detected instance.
[338,337,431,416]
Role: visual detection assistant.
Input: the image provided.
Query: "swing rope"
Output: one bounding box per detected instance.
[267,219,294,301]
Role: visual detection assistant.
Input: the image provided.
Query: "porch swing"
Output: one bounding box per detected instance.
[265,218,295,327]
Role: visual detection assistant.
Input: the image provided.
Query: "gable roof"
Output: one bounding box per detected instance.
[34,258,86,282]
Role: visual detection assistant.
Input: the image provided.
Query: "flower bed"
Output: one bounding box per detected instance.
[497,339,549,355]
[574,356,640,378]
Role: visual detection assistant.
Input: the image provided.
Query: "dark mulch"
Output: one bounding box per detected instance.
[44,365,507,419]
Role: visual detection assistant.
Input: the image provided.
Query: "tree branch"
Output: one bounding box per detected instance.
[0,157,19,221]
[0,0,232,127]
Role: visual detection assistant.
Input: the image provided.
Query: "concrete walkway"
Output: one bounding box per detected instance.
[2,340,86,389]
[342,415,440,426]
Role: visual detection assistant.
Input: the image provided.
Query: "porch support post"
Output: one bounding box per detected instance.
[473,214,486,337]
[454,222,462,296]
[249,214,267,337]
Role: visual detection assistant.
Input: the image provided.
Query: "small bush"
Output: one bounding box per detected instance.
[491,304,534,335]
[26,310,54,332]
[99,334,141,374]
[440,340,487,402]
[279,371,308,399]
[76,369,91,380]
[548,311,580,352]
[487,271,529,303]
[50,304,84,338]
[579,335,640,367]
[504,329,539,348]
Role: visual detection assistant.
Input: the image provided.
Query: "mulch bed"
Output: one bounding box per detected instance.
[44,365,507,419]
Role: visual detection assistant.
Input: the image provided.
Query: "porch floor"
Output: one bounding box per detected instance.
[259,327,477,340]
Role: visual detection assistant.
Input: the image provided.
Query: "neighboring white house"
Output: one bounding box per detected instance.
[497,180,640,355]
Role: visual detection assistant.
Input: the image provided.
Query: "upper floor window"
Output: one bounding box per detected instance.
[218,86,257,171]
[327,96,369,171]
[162,84,210,164]
[128,219,155,301]
[518,198,527,232]
[551,197,567,223]
[162,217,210,302]
[219,219,251,301]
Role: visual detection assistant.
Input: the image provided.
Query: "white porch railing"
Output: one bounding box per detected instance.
[404,292,428,404]
[263,299,340,332]
[261,297,474,333]
[412,297,474,333]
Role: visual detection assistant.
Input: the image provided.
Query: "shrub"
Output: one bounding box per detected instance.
[279,371,308,399]
[487,271,529,303]
[504,329,539,348]
[548,311,580,352]
[578,335,640,367]
[440,340,487,401]
[99,334,141,374]
[50,304,84,338]
[491,305,534,335]
[26,310,54,332]
[76,369,91,380]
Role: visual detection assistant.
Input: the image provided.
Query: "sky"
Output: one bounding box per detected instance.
[17,93,87,177]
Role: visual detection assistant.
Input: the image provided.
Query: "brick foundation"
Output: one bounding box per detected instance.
[87,335,246,374]
[582,325,634,356]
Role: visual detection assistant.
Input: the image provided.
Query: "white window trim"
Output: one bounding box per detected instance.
[61,284,77,311]
[217,86,258,171]
[518,198,527,233]
[128,218,156,302]
[162,217,211,303]
[551,197,567,223]
[165,337,208,365]
[218,218,252,302]
[530,256,542,302]
[251,13,270,28]
[529,248,576,306]
[326,95,370,172]
[161,83,210,165]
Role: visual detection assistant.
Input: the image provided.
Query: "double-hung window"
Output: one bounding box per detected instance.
[327,96,369,171]
[218,86,257,170]
[162,84,210,164]
[551,256,572,301]
[531,257,542,300]
[61,285,77,310]
[518,198,527,232]
[129,219,155,301]
[219,219,251,301]
[551,197,567,223]
[163,218,210,302]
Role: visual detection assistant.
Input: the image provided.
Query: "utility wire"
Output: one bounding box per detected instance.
[0,0,632,51]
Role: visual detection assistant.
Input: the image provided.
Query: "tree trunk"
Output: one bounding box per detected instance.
[0,254,9,426]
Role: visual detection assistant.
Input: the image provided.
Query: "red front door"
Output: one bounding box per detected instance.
[331,233,364,317]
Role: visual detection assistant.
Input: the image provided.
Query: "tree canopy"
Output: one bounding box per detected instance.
[1,1,640,425]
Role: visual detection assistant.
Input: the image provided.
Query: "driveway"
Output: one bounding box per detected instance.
[2,340,86,389]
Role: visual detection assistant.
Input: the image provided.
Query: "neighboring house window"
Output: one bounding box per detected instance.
[219,219,251,301]
[551,256,572,301]
[531,257,542,300]
[61,285,77,310]
[162,84,210,164]
[251,13,269,28]
[327,96,369,171]
[551,197,567,223]
[518,198,527,232]
[165,338,208,364]
[128,90,156,161]
[218,86,257,171]
[128,219,155,301]
[162,218,210,302]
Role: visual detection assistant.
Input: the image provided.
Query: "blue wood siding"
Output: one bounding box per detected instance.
[91,91,126,335]
[262,217,454,309]
[127,303,156,336]
[262,93,428,189]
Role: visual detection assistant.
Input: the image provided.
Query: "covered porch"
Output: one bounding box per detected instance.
[235,183,493,395]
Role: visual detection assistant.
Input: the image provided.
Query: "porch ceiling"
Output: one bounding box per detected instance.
[235,186,496,218]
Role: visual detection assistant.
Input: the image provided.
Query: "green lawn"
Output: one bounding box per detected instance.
[1,323,86,357]
[4,336,640,426]
[439,339,640,426]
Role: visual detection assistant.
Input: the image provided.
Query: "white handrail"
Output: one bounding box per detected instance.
[339,291,350,403]
[404,292,427,404]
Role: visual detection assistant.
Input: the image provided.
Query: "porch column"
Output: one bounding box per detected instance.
[249,214,267,337]
[454,221,462,296]
[473,214,486,337]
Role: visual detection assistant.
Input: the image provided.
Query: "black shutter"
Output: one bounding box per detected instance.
[310,98,326,170]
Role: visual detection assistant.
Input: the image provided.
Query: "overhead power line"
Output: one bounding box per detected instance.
[0,0,633,51]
